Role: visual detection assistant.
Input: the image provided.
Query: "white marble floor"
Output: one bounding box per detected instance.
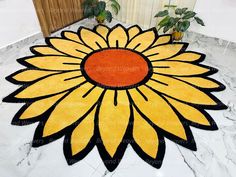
[0,19,236,177]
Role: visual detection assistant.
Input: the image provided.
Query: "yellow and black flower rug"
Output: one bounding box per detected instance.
[3,24,227,171]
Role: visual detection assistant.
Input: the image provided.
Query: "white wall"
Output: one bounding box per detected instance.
[0,0,41,49]
[191,0,236,43]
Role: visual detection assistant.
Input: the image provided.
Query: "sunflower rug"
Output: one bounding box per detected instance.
[3,24,227,171]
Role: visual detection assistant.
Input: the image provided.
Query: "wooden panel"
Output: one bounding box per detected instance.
[72,0,84,20]
[43,0,63,32]
[57,0,72,26]
[33,0,84,37]
[33,0,50,36]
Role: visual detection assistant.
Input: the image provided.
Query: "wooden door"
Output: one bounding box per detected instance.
[33,0,84,37]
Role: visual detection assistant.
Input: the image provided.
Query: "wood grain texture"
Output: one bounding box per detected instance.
[33,0,84,37]
[33,0,50,36]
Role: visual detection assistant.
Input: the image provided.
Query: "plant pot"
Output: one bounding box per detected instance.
[96,16,105,24]
[172,30,184,41]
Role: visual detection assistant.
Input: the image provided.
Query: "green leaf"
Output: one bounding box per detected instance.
[175,8,182,15]
[181,8,188,13]
[155,10,169,18]
[163,26,171,33]
[93,6,100,16]
[161,17,179,33]
[175,22,181,32]
[105,11,112,22]
[182,21,190,31]
[182,11,196,19]
[175,8,188,15]
[166,17,174,28]
[178,21,190,32]
[194,17,205,26]
[110,0,121,10]
[174,17,180,24]
[83,0,97,7]
[98,1,106,11]
[111,3,119,15]
[167,17,180,29]
[158,16,170,27]
[84,6,94,17]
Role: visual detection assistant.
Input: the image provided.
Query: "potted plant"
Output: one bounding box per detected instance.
[155,7,205,41]
[83,0,120,24]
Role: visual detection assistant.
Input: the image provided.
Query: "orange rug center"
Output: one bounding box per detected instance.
[83,49,150,88]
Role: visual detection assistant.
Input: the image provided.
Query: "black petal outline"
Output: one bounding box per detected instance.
[95,90,133,171]
[31,90,104,148]
[131,131,166,169]
[127,90,197,151]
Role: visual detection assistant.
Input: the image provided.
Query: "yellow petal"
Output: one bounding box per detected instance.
[128,26,141,40]
[174,77,220,89]
[95,25,109,40]
[126,30,156,52]
[167,52,202,62]
[63,31,83,43]
[144,44,185,60]
[99,90,130,157]
[153,61,210,76]
[108,25,128,48]
[133,108,159,158]
[43,83,103,137]
[31,46,65,55]
[80,28,108,50]
[24,56,81,71]
[147,74,217,105]
[129,86,187,140]
[165,97,211,126]
[49,38,92,58]
[15,71,84,99]
[71,107,96,155]
[152,35,171,46]
[12,70,58,82]
[20,92,67,119]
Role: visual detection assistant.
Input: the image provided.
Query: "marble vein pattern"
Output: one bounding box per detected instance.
[0,19,236,177]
